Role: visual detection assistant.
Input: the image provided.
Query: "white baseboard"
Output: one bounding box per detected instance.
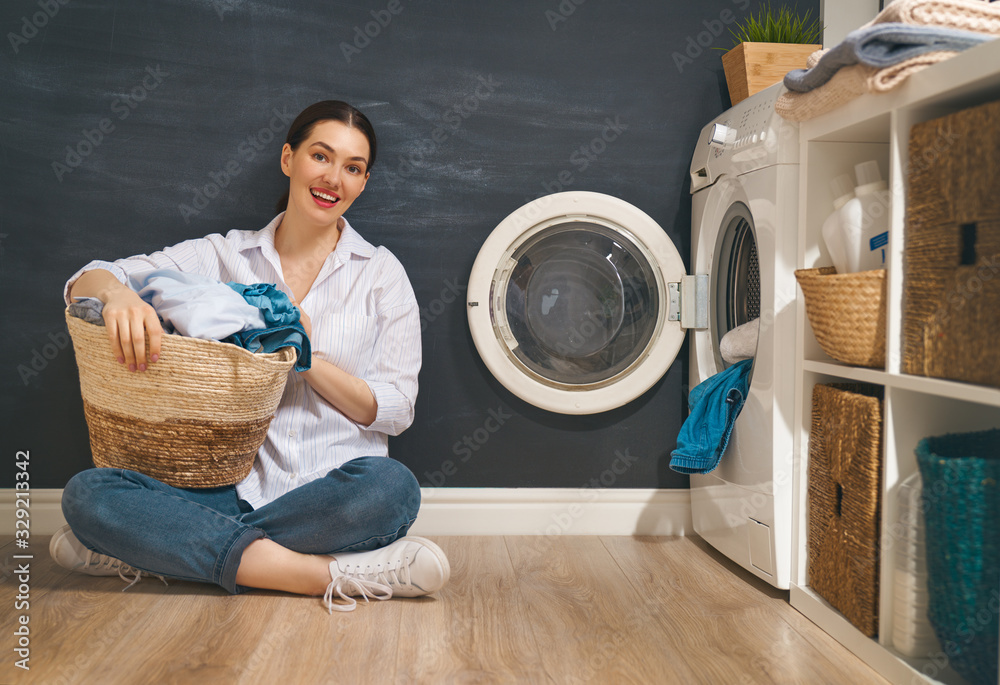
[411,488,692,536]
[2,489,67,538]
[1,487,692,537]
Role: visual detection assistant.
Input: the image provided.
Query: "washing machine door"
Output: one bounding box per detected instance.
[467,191,691,415]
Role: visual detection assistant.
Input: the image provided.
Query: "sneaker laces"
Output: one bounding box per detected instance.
[350,556,413,590]
[82,550,167,591]
[323,573,392,613]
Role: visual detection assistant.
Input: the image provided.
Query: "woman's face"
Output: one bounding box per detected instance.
[280,119,370,226]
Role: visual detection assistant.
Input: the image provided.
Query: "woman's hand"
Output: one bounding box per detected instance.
[293,299,312,338]
[102,290,163,372]
[70,269,163,372]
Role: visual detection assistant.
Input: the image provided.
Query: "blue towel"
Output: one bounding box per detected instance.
[784,23,993,93]
[670,359,753,475]
[225,282,312,372]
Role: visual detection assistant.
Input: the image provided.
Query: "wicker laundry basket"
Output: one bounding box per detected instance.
[66,310,296,488]
[795,267,887,368]
[902,99,1000,388]
[807,383,884,638]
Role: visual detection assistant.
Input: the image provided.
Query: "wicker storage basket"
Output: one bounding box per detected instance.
[902,99,1000,389]
[917,429,1000,685]
[795,267,887,368]
[66,310,296,488]
[807,383,884,637]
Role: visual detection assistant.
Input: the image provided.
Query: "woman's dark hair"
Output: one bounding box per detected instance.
[275,100,377,214]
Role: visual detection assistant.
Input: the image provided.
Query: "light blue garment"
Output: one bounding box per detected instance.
[784,23,993,93]
[128,269,266,340]
[61,457,418,594]
[670,359,753,475]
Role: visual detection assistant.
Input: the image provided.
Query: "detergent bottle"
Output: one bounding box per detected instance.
[846,160,890,272]
[820,173,855,274]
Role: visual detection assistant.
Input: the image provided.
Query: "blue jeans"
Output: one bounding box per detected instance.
[61,457,420,594]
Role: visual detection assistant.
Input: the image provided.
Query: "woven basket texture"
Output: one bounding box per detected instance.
[917,429,1000,685]
[795,267,887,368]
[808,383,884,638]
[66,311,296,488]
[903,99,1000,388]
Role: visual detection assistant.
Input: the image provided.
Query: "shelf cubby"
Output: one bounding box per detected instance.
[792,39,1000,685]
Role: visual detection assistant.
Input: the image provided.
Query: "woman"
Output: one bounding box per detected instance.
[51,101,449,612]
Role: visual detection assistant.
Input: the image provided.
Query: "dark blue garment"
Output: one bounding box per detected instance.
[783,23,992,94]
[670,359,753,475]
[225,282,312,371]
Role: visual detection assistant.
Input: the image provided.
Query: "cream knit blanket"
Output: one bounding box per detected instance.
[871,0,1000,33]
[776,0,1000,121]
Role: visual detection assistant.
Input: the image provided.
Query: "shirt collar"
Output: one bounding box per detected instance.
[240,213,376,260]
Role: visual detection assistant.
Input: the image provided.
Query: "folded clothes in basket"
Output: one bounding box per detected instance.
[69,269,311,371]
[670,359,753,475]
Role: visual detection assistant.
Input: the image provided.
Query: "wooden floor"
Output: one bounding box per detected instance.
[0,534,888,684]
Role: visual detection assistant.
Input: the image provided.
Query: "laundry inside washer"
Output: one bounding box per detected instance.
[501,222,660,386]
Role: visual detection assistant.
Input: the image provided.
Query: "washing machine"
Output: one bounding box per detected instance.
[687,84,799,590]
[466,84,798,588]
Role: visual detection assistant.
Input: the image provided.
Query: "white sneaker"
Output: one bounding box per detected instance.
[323,536,450,613]
[49,524,164,589]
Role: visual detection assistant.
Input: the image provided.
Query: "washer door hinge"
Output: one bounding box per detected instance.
[668,275,709,330]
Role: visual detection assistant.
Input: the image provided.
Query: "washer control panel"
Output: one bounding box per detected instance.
[689,84,797,193]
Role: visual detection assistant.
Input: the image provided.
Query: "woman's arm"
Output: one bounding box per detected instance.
[292,305,379,426]
[70,269,163,372]
[291,249,421,431]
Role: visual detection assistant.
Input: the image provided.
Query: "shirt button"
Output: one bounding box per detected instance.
[288,430,296,437]
[291,473,298,480]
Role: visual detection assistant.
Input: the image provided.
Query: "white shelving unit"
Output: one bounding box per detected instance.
[790,40,1000,685]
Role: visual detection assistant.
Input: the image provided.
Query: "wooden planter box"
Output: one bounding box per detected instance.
[722,42,820,104]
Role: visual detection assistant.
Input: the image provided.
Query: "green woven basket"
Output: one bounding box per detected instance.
[917,428,1000,685]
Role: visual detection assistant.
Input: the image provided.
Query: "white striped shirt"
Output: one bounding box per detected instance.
[64,213,421,507]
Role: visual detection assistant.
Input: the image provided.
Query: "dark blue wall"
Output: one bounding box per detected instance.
[0,0,818,489]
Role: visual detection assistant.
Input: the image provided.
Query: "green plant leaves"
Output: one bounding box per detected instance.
[724,2,823,47]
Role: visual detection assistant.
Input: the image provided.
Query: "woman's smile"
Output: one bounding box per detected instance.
[310,187,341,208]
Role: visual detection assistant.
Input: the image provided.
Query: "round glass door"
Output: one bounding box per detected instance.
[467,191,686,415]
[497,221,660,388]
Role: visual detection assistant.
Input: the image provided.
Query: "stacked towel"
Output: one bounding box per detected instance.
[783,23,990,93]
[776,0,1000,121]
[879,0,1000,33]
[775,52,959,121]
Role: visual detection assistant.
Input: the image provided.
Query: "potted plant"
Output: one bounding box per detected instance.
[720,3,823,104]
